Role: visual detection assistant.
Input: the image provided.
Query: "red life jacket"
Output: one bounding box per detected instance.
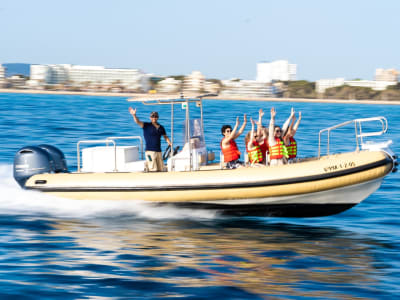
[259,138,269,158]
[269,137,288,160]
[287,137,297,159]
[221,139,241,162]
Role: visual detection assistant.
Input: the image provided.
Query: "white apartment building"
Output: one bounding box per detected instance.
[0,64,6,88]
[375,68,399,82]
[220,79,277,98]
[0,64,5,80]
[316,78,397,93]
[183,71,205,92]
[30,64,150,91]
[157,77,182,93]
[256,60,297,83]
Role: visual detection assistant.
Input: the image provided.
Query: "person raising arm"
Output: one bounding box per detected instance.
[221,114,247,169]
[268,108,288,166]
[129,107,172,171]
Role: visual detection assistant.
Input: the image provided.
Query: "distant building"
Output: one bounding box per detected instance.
[316,78,397,93]
[0,64,5,88]
[0,64,5,80]
[29,64,151,91]
[375,68,399,82]
[157,77,182,93]
[8,75,28,88]
[256,60,297,83]
[183,71,206,93]
[220,79,277,98]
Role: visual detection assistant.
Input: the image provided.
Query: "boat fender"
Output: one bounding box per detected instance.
[38,144,68,173]
[13,146,54,188]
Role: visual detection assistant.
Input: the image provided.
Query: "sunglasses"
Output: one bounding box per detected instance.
[225,129,232,133]
[275,129,282,133]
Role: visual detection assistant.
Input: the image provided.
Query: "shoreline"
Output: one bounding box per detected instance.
[1,88,400,105]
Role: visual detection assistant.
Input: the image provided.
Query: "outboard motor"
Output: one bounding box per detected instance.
[38,144,68,173]
[13,146,55,188]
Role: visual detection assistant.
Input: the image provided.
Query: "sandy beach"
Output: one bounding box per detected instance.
[1,88,400,105]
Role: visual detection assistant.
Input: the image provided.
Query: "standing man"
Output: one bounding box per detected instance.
[129,107,172,171]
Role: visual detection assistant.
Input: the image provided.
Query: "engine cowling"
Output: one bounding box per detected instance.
[13,145,68,188]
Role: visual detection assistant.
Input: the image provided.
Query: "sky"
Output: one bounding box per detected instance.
[1,0,399,81]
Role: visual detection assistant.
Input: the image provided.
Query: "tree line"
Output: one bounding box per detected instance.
[283,81,400,101]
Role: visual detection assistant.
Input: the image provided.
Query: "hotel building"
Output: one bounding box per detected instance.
[30,64,150,91]
[256,60,297,83]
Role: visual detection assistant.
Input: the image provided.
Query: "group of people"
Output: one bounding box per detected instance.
[220,107,301,169]
[128,106,301,172]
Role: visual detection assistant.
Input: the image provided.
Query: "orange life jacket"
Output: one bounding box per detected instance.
[246,140,263,164]
[221,139,241,162]
[269,137,288,160]
[287,137,297,159]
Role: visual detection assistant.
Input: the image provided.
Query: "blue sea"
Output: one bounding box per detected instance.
[0,92,399,299]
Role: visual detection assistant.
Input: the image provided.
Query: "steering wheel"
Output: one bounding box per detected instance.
[162,145,180,160]
[162,145,171,160]
[172,146,180,155]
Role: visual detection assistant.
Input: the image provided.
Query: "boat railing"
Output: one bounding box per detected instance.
[77,136,144,172]
[106,136,143,160]
[318,116,388,158]
[77,139,117,172]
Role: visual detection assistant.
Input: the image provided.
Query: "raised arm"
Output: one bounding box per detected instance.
[234,114,247,138]
[282,107,295,136]
[222,117,240,147]
[293,111,302,134]
[284,114,296,145]
[129,107,144,128]
[257,109,264,139]
[269,108,276,146]
[248,118,255,149]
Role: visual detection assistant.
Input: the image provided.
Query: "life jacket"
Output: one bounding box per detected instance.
[247,141,263,164]
[221,139,241,162]
[287,137,297,159]
[269,137,289,160]
[259,138,269,159]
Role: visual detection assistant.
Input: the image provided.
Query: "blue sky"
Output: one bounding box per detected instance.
[1,0,399,81]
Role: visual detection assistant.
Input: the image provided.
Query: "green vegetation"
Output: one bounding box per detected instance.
[279,80,400,101]
[324,85,379,100]
[283,80,317,98]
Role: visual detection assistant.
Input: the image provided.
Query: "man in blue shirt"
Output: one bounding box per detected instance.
[129,107,172,171]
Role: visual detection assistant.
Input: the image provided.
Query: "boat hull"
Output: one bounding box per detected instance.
[25,150,394,217]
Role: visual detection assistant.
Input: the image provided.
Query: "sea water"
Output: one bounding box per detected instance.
[0,92,399,299]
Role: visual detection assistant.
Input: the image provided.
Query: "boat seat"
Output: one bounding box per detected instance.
[82,145,143,172]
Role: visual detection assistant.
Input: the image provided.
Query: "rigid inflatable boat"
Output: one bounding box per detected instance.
[13,96,397,217]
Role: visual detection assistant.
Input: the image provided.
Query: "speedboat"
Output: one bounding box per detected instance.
[13,95,398,217]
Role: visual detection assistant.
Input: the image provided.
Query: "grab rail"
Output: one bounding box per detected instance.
[318,116,388,158]
[106,136,143,159]
[77,139,116,172]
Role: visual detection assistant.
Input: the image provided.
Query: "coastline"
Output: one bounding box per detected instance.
[1,88,400,105]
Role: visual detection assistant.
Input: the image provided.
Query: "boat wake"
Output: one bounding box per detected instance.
[0,164,218,220]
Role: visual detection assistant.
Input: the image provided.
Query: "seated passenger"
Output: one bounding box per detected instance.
[284,109,301,163]
[268,108,289,166]
[220,115,247,169]
[245,118,263,165]
[257,108,269,164]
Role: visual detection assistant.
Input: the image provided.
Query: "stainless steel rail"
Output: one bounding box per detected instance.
[318,116,388,158]
[77,139,116,172]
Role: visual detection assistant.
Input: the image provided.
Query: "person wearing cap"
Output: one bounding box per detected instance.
[129,107,172,171]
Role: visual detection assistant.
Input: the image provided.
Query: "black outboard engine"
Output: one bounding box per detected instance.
[13,145,68,188]
[38,144,68,173]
